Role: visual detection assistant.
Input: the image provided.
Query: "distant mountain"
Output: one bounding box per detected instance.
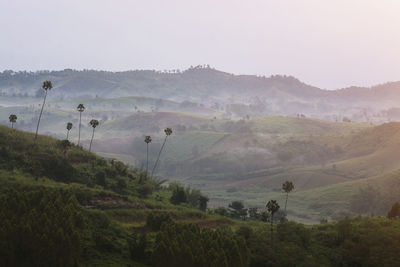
[0,67,322,100]
[1,67,400,121]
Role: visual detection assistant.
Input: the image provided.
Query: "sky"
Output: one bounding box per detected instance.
[0,0,399,89]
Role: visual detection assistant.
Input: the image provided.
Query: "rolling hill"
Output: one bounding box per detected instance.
[89,112,400,222]
[2,68,400,122]
[2,112,400,267]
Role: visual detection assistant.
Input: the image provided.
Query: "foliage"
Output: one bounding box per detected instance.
[228,201,248,220]
[0,187,85,266]
[387,202,400,218]
[169,182,209,211]
[152,222,250,267]
[146,212,173,231]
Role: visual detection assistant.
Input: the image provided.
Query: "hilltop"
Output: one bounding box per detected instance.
[2,68,400,122]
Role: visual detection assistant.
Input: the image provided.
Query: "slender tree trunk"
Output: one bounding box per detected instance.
[284,192,289,213]
[271,214,274,246]
[151,135,168,178]
[146,143,149,175]
[35,90,47,140]
[78,112,82,145]
[11,122,14,129]
[66,129,70,140]
[89,127,95,152]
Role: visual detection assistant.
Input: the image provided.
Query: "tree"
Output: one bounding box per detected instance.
[151,127,172,178]
[89,119,99,152]
[144,135,152,175]
[282,181,294,213]
[228,201,248,220]
[248,207,260,220]
[77,104,85,145]
[66,122,73,140]
[169,182,187,205]
[266,199,280,245]
[9,114,17,129]
[388,202,400,218]
[214,207,228,216]
[58,140,71,156]
[199,195,209,211]
[35,80,52,140]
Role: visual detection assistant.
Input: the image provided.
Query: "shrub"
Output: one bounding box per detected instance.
[146,212,173,231]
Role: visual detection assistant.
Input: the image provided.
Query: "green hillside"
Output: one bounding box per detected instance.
[198,122,400,222]
[90,112,400,222]
[0,126,237,266]
[2,125,400,266]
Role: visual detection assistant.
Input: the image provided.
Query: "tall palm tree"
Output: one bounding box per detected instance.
[151,127,172,178]
[9,114,17,129]
[77,104,85,145]
[144,135,152,175]
[282,181,294,213]
[89,119,99,152]
[66,122,73,140]
[35,80,52,140]
[266,199,280,246]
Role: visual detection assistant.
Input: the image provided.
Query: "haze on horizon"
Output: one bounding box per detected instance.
[0,0,399,90]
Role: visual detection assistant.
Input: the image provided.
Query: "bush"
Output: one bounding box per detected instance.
[146,212,173,231]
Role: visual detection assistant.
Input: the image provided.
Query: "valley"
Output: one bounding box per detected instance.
[2,69,400,223]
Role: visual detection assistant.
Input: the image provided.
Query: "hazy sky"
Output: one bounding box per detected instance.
[0,0,399,89]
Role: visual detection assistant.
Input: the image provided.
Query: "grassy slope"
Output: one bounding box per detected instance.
[202,123,400,222]
[252,116,368,135]
[164,119,400,222]
[0,125,243,266]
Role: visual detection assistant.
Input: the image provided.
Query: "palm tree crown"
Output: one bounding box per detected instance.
[266,200,280,215]
[42,80,53,91]
[145,135,152,144]
[164,128,173,136]
[90,119,99,128]
[9,114,17,123]
[282,181,294,193]
[77,104,85,113]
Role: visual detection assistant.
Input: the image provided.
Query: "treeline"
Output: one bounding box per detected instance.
[131,211,400,267]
